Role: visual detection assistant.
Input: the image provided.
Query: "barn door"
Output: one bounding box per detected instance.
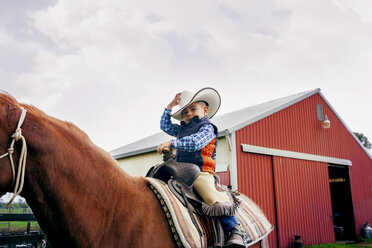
[237,153,278,248]
[272,157,334,247]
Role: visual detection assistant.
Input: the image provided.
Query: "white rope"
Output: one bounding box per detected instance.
[38,240,47,248]
[0,107,27,208]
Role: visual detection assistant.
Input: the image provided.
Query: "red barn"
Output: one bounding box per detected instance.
[112,88,372,247]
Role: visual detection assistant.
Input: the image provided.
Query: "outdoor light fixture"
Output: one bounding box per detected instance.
[316,104,331,129]
[321,115,331,128]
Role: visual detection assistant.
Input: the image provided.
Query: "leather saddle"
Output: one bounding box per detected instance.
[146,155,238,247]
[146,154,201,187]
[146,154,236,215]
[145,155,203,214]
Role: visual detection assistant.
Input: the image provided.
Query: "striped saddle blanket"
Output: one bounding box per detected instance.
[146,178,273,248]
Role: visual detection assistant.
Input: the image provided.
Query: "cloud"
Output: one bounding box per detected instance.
[0,0,371,151]
[335,0,372,23]
[27,0,295,83]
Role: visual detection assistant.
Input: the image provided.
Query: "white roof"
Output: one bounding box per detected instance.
[111,88,372,160]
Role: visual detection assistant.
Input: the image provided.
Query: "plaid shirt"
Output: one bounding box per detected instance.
[160,108,216,152]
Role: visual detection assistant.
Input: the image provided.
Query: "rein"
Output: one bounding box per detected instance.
[0,107,27,208]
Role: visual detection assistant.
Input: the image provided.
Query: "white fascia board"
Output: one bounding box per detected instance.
[230,132,238,190]
[318,92,372,160]
[217,130,228,137]
[112,146,157,159]
[242,144,352,166]
[112,131,229,160]
[227,89,320,134]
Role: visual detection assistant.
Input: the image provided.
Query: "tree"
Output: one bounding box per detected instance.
[354,132,372,149]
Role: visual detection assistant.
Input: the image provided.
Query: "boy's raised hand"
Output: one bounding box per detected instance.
[167,93,181,110]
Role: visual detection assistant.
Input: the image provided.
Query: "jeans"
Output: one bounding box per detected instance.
[219,215,239,233]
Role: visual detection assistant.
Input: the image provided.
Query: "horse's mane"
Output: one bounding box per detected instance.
[1,91,132,187]
[0,91,21,109]
[0,92,91,144]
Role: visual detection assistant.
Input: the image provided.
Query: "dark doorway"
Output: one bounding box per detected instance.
[328,166,356,240]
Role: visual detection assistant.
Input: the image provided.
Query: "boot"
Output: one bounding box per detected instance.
[224,226,246,248]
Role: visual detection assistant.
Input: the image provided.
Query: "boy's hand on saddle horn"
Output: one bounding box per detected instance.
[157,141,172,154]
[167,93,181,110]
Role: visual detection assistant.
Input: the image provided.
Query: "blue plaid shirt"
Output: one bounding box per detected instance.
[160,108,216,152]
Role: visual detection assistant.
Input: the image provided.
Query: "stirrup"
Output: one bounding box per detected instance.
[224,227,251,248]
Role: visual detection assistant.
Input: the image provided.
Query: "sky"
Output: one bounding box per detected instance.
[0,0,371,155]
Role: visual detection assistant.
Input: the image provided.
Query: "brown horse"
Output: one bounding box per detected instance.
[0,92,176,248]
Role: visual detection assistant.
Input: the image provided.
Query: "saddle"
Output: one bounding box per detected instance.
[146,154,201,187]
[146,155,240,247]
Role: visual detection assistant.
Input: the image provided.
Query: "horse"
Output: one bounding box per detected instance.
[0,92,176,248]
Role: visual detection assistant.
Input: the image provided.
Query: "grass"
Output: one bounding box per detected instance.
[306,244,368,248]
[0,205,40,233]
[0,207,31,214]
[305,238,372,248]
[0,221,39,232]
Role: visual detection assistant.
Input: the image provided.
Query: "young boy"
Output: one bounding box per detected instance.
[157,87,246,248]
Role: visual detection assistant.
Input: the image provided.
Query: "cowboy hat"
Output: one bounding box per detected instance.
[172,87,221,121]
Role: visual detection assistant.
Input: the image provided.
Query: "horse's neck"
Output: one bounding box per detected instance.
[21,122,142,247]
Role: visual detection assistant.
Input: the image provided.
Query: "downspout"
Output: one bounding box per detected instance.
[225,130,238,191]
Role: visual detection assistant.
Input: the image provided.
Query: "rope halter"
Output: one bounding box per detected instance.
[0,107,27,208]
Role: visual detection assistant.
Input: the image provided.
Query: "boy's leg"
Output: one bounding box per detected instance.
[193,172,245,246]
[219,216,245,248]
[193,172,230,205]
[219,216,239,233]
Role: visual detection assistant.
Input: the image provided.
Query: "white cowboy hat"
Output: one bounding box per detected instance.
[172,87,221,121]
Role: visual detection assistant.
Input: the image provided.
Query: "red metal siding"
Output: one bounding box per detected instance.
[235,93,372,246]
[237,152,277,248]
[217,171,230,186]
[273,157,334,247]
[348,153,372,234]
